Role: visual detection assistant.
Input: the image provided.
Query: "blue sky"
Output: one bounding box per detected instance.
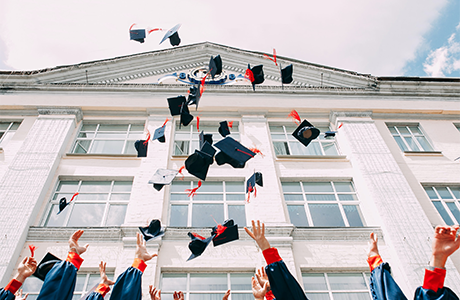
[0,0,458,77]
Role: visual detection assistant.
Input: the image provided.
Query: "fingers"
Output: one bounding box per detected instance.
[149,285,154,295]
[263,281,269,292]
[262,267,266,278]
[137,232,141,246]
[24,293,29,300]
[244,227,255,240]
[71,230,84,242]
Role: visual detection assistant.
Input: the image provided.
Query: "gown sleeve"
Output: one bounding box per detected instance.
[36,252,84,300]
[106,258,146,300]
[0,279,22,300]
[414,268,459,300]
[83,284,111,300]
[263,247,308,300]
[368,261,408,300]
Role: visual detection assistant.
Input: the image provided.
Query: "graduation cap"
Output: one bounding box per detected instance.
[208,55,223,79]
[180,102,194,127]
[185,150,212,180]
[292,120,320,147]
[139,219,165,241]
[33,252,62,281]
[199,131,213,148]
[324,131,336,138]
[211,219,239,247]
[130,29,146,43]
[218,121,232,137]
[159,24,181,46]
[246,172,263,193]
[200,141,216,165]
[187,232,215,261]
[281,64,293,84]
[134,140,148,157]
[152,126,166,143]
[187,85,201,110]
[148,169,178,191]
[167,96,187,116]
[57,193,78,215]
[245,64,264,91]
[214,137,255,169]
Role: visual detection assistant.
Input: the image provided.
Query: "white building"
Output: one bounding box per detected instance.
[0,42,460,299]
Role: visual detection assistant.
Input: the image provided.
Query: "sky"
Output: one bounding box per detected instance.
[0,0,459,77]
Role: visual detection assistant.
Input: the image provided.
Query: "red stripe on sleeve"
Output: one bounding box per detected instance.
[132,258,147,273]
[95,283,111,296]
[66,252,84,270]
[262,248,282,265]
[5,279,22,294]
[265,290,275,300]
[367,255,383,272]
[423,268,446,292]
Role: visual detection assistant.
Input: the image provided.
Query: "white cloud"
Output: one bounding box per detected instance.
[423,32,460,77]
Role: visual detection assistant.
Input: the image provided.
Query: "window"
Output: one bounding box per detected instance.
[169,181,246,227]
[303,272,372,300]
[21,271,114,300]
[161,273,253,300]
[72,123,145,154]
[174,122,240,156]
[282,181,364,227]
[269,124,338,156]
[425,186,460,225]
[387,125,433,152]
[0,121,20,146]
[45,180,132,227]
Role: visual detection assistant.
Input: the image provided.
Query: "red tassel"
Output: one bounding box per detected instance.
[263,49,278,66]
[244,69,254,83]
[196,116,200,132]
[129,23,136,31]
[70,193,79,202]
[192,232,205,240]
[185,180,202,197]
[249,147,264,157]
[236,149,254,157]
[178,166,185,180]
[254,186,257,198]
[288,110,301,125]
[148,28,162,34]
[162,118,170,127]
[143,130,151,146]
[338,123,343,129]
[228,121,233,129]
[29,245,36,257]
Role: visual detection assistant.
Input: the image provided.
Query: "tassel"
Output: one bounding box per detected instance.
[288,110,301,125]
[178,166,185,180]
[29,245,36,257]
[249,147,264,157]
[70,193,79,202]
[162,118,170,127]
[192,232,205,240]
[196,116,200,132]
[185,180,202,197]
[254,186,257,198]
[228,121,233,129]
[244,68,254,83]
[263,49,278,66]
[143,130,151,146]
[338,122,343,129]
[236,149,254,157]
[148,28,162,34]
[129,23,136,31]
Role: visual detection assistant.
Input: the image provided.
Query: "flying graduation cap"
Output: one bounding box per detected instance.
[208,55,223,79]
[33,252,62,281]
[187,85,201,110]
[135,140,148,157]
[167,96,194,128]
[199,131,213,148]
[57,193,79,215]
[292,120,320,148]
[152,119,169,143]
[139,219,165,241]
[281,64,293,84]
[159,24,181,46]
[187,232,215,261]
[246,172,263,202]
[185,141,216,180]
[149,169,179,191]
[214,137,256,169]
[218,121,233,137]
[245,64,265,91]
[129,24,146,43]
[211,219,239,247]
[324,131,337,138]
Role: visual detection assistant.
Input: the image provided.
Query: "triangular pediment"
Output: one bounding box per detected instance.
[0,42,377,89]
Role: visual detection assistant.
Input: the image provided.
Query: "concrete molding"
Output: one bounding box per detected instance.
[330,111,373,125]
[37,107,83,122]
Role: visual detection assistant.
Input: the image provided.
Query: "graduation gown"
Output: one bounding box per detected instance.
[36,252,84,300]
[84,284,111,300]
[263,247,308,300]
[105,258,146,300]
[414,267,459,300]
[367,255,407,300]
[0,279,22,300]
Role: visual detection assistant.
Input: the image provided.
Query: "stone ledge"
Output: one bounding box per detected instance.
[403,151,443,156]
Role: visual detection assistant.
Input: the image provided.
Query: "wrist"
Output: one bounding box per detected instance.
[13,274,27,284]
[430,255,448,269]
[257,238,271,251]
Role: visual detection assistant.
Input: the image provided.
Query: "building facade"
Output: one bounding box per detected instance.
[0,42,460,299]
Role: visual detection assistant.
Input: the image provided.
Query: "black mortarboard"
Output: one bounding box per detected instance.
[187,232,215,261]
[218,121,230,137]
[148,169,178,191]
[281,64,293,84]
[324,131,336,138]
[159,24,181,46]
[214,137,255,168]
[130,29,146,43]
[139,219,165,241]
[185,150,212,180]
[180,102,194,127]
[199,131,213,148]
[33,252,62,281]
[208,55,223,79]
[292,120,320,147]
[211,219,239,247]
[247,64,264,91]
[200,141,216,165]
[58,197,69,215]
[246,172,263,193]
[187,85,201,110]
[153,126,166,143]
[167,96,187,116]
[134,140,148,157]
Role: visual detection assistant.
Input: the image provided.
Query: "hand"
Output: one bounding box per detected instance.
[173,291,184,300]
[136,233,158,262]
[15,257,37,283]
[14,289,28,300]
[222,289,230,300]
[255,267,270,291]
[69,230,89,255]
[252,276,269,300]
[430,225,460,269]
[244,220,271,251]
[149,286,161,300]
[367,232,380,258]
[99,261,115,286]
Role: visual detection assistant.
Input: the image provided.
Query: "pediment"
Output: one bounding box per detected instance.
[0,42,378,89]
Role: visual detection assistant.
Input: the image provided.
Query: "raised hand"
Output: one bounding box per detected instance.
[14,289,28,300]
[136,233,158,262]
[69,230,89,255]
[255,267,270,292]
[244,220,271,251]
[149,286,161,300]
[222,289,230,300]
[173,291,184,300]
[430,225,460,269]
[99,261,115,286]
[252,276,269,300]
[15,257,37,283]
[367,232,380,258]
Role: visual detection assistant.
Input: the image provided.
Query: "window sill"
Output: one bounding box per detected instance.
[276,155,348,160]
[65,153,138,158]
[403,151,443,156]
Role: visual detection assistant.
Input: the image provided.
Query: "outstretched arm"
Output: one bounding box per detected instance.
[252,276,269,300]
[244,220,271,251]
[367,232,383,272]
[430,225,460,269]
[1,257,37,299]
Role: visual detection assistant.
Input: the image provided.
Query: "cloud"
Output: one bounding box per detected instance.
[423,32,460,76]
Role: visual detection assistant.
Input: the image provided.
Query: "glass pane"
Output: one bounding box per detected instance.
[171,181,192,192]
[74,140,91,153]
[192,204,224,227]
[194,194,223,201]
[0,123,10,130]
[416,136,433,151]
[189,294,225,300]
[161,274,187,291]
[287,205,309,226]
[170,205,188,226]
[306,293,330,300]
[436,187,453,199]
[329,273,367,290]
[397,126,410,135]
[226,194,246,201]
[333,293,370,300]
[110,193,131,201]
[130,125,145,131]
[289,141,310,155]
[226,182,244,193]
[57,181,79,192]
[90,140,124,154]
[124,141,137,154]
[451,187,460,199]
[81,124,97,131]
[446,202,460,224]
[106,205,127,226]
[75,274,87,291]
[338,194,358,201]
[271,133,287,141]
[87,274,103,291]
[230,274,252,290]
[52,193,75,201]
[190,274,227,290]
[432,201,454,225]
[174,141,189,155]
[424,187,438,199]
[96,132,127,139]
[228,205,246,226]
[303,273,327,290]
[304,142,323,155]
[170,194,189,201]
[231,295,253,300]
[387,126,398,134]
[323,142,338,155]
[45,204,67,226]
[394,136,408,151]
[98,124,129,131]
[80,182,111,193]
[334,182,354,193]
[78,132,95,138]
[281,182,302,193]
[10,122,21,129]
[309,204,345,227]
[22,277,44,292]
[284,194,304,201]
[67,203,105,226]
[404,137,418,151]
[198,182,223,193]
[273,141,288,155]
[160,294,174,300]
[77,193,109,201]
[343,205,364,227]
[269,125,285,132]
[303,182,333,192]
[306,194,336,201]
[409,126,422,134]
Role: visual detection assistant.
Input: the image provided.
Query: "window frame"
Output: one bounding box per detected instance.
[424,185,460,226]
[387,124,434,152]
[0,121,21,146]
